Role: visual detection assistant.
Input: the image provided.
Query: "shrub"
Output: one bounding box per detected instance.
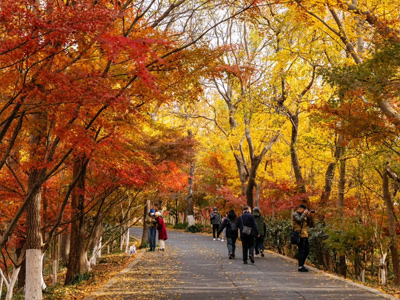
[186,224,204,233]
[173,222,188,229]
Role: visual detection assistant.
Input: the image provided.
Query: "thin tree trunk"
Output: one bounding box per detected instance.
[383,170,400,285]
[141,200,150,247]
[25,170,43,300]
[337,151,346,277]
[187,163,195,216]
[290,114,307,196]
[52,235,59,285]
[320,134,344,206]
[255,182,260,207]
[60,233,70,264]
[5,267,20,300]
[65,157,88,284]
[16,243,26,289]
[246,158,261,208]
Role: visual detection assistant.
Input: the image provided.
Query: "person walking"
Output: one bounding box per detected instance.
[252,207,267,257]
[210,207,221,240]
[237,206,259,264]
[293,204,314,272]
[218,210,238,259]
[155,211,168,251]
[221,212,228,242]
[145,209,157,251]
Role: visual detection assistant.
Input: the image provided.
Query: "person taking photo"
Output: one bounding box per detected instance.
[293,204,314,272]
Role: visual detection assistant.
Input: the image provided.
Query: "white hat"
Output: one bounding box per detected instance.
[155,211,162,217]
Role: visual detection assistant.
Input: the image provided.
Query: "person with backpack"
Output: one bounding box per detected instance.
[252,207,267,257]
[218,210,238,259]
[293,204,314,272]
[237,206,260,264]
[155,211,168,251]
[210,207,222,240]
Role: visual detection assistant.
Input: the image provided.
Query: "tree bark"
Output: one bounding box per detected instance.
[320,134,344,206]
[383,170,400,285]
[140,200,150,247]
[245,134,279,208]
[246,157,261,208]
[60,232,70,264]
[337,154,347,277]
[25,168,43,300]
[290,113,306,195]
[187,130,195,216]
[187,163,195,216]
[65,157,88,284]
[16,243,26,289]
[337,157,346,209]
[52,235,59,285]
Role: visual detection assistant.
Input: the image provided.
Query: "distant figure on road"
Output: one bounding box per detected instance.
[146,208,157,252]
[237,206,260,264]
[218,210,238,259]
[293,204,314,272]
[210,207,221,241]
[155,211,168,251]
[252,207,267,257]
[221,212,228,242]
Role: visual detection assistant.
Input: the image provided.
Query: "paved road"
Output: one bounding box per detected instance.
[91,228,391,300]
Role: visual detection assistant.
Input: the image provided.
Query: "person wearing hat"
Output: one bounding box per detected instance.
[145,208,157,251]
[155,211,168,251]
[293,204,314,272]
[210,207,222,240]
[252,207,267,257]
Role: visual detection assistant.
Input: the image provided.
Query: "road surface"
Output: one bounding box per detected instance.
[89,228,392,300]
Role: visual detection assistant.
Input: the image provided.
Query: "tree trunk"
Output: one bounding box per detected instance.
[141,200,150,247]
[255,182,260,207]
[89,223,103,266]
[25,169,43,300]
[60,232,70,264]
[320,134,344,207]
[65,157,88,284]
[52,235,59,285]
[246,158,261,208]
[16,244,26,289]
[233,154,248,196]
[337,158,346,209]
[383,170,400,285]
[186,163,195,216]
[337,154,346,277]
[290,114,307,196]
[5,267,20,300]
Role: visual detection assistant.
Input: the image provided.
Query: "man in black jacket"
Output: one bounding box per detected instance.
[237,206,260,264]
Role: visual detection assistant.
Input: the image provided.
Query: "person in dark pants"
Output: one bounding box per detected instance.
[293,204,314,272]
[210,207,221,240]
[237,206,260,264]
[218,210,238,259]
[252,207,267,257]
[145,209,157,251]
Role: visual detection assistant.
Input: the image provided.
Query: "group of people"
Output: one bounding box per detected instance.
[211,206,267,264]
[211,204,314,271]
[146,209,168,252]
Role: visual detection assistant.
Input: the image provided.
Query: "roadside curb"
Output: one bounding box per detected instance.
[84,248,146,300]
[265,250,398,300]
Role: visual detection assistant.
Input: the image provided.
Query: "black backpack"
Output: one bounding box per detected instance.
[229,220,238,231]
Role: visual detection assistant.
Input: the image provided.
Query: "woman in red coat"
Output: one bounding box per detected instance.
[155,212,168,251]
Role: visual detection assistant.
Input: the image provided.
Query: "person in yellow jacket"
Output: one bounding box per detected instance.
[292,204,314,272]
